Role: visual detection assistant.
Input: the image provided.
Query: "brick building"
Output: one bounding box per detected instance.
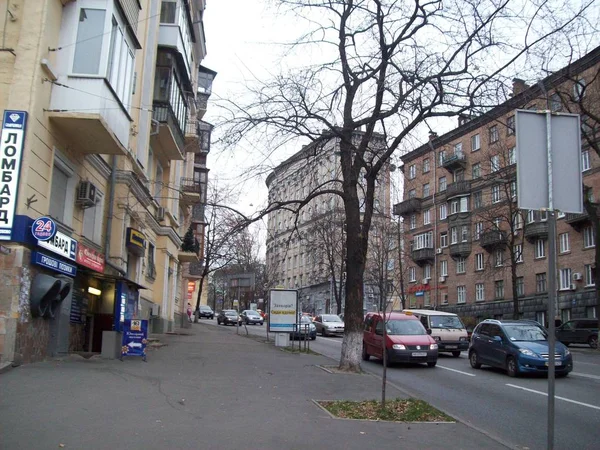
[394,47,600,325]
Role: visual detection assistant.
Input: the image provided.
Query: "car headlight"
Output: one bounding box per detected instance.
[519,348,537,357]
[564,348,570,356]
[459,337,468,341]
[430,343,438,350]
[433,336,441,341]
[310,324,316,331]
[392,344,406,350]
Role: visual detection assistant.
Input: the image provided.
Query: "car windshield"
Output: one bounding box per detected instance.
[430,316,464,329]
[322,315,342,322]
[386,320,426,336]
[200,306,212,311]
[299,316,312,324]
[246,311,260,316]
[503,324,548,341]
[224,311,237,316]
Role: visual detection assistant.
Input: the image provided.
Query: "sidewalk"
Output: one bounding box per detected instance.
[0,323,510,450]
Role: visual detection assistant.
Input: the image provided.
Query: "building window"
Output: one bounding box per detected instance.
[507,115,515,136]
[513,212,523,230]
[440,260,448,277]
[586,306,597,319]
[475,283,485,301]
[550,93,562,111]
[439,204,447,220]
[559,268,572,291]
[513,244,523,263]
[423,158,430,173]
[73,8,106,74]
[516,277,524,297]
[473,190,483,209]
[457,286,466,304]
[510,181,517,201]
[536,273,547,293]
[408,164,416,179]
[49,154,76,227]
[423,209,431,225]
[414,231,433,250]
[535,239,546,258]
[409,215,417,230]
[409,267,416,282]
[573,78,586,101]
[585,264,595,286]
[489,125,499,143]
[453,168,464,182]
[440,232,448,248]
[450,200,458,215]
[461,225,469,242]
[408,189,416,198]
[536,311,546,328]
[106,12,135,107]
[508,147,516,165]
[438,150,446,166]
[147,243,156,279]
[450,227,458,244]
[475,222,484,240]
[527,210,535,224]
[82,191,105,245]
[493,217,502,229]
[439,176,447,191]
[492,185,501,203]
[471,134,480,152]
[423,183,430,197]
[475,253,484,271]
[472,163,481,179]
[456,257,466,274]
[490,155,500,172]
[454,142,463,156]
[495,280,504,299]
[160,0,177,22]
[154,163,163,199]
[424,264,432,280]
[495,249,503,267]
[540,210,548,221]
[559,233,570,253]
[582,150,591,171]
[583,226,595,248]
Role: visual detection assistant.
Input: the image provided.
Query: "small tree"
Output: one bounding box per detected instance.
[181,226,196,253]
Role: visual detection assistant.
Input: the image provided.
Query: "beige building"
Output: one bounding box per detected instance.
[0,0,214,365]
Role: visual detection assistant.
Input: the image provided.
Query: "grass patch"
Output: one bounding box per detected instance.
[318,398,453,422]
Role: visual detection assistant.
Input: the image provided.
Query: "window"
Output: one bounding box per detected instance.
[494,249,503,267]
[573,78,586,101]
[82,191,105,245]
[490,155,500,172]
[409,215,417,230]
[107,12,135,107]
[475,222,484,240]
[49,154,76,226]
[147,243,156,279]
[154,163,163,199]
[582,150,591,171]
[495,280,504,299]
[454,169,464,182]
[473,190,483,208]
[423,209,431,225]
[489,125,499,143]
[408,164,416,179]
[584,226,595,248]
[493,217,502,229]
[475,253,484,271]
[559,268,572,290]
[457,286,466,304]
[454,142,463,156]
[527,210,535,224]
[516,277,524,297]
[73,8,106,74]
[535,311,546,328]
[440,260,448,277]
[510,181,517,201]
[423,183,430,197]
[439,176,447,192]
[536,273,547,293]
[461,225,469,242]
[471,134,480,152]
[586,306,597,319]
[559,233,570,253]
[414,231,433,250]
[476,283,485,301]
[409,267,416,282]
[438,150,446,166]
[514,244,523,263]
[509,147,516,165]
[456,257,466,274]
[440,232,448,248]
[439,204,447,220]
[450,227,458,244]
[423,158,430,173]
[512,212,523,230]
[540,210,547,221]
[492,185,501,203]
[550,93,562,111]
[535,239,546,258]
[507,115,515,136]
[585,264,595,286]
[472,163,481,179]
[424,264,432,280]
[408,189,416,198]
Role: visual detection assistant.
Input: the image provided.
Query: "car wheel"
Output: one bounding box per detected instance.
[588,335,598,349]
[427,361,437,367]
[506,356,519,377]
[361,342,370,361]
[260,322,264,326]
[556,372,569,378]
[322,329,328,337]
[452,351,461,358]
[311,335,316,340]
[469,350,481,369]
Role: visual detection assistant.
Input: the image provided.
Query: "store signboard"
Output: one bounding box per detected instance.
[37,230,77,261]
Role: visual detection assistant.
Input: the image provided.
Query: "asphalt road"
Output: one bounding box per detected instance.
[201,318,600,450]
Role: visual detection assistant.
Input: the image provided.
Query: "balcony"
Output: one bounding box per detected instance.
[524,221,549,242]
[151,101,185,163]
[178,250,199,263]
[449,241,472,258]
[565,212,590,230]
[192,203,206,223]
[393,198,422,216]
[411,247,435,265]
[158,23,193,77]
[184,261,204,280]
[442,152,467,171]
[480,230,507,251]
[446,180,472,198]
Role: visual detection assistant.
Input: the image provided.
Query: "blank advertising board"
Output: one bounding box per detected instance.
[268,289,298,333]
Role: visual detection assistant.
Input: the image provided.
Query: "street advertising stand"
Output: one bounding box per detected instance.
[121,319,148,362]
[268,289,298,347]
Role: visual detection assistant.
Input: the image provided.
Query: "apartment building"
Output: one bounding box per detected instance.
[265,133,394,314]
[394,46,600,325]
[0,0,214,365]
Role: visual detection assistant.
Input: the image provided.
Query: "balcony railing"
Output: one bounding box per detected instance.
[564,212,590,230]
[524,221,549,242]
[449,241,472,258]
[411,247,435,265]
[446,180,472,198]
[442,152,467,171]
[480,230,507,250]
[393,198,422,216]
[180,177,207,204]
[152,100,186,154]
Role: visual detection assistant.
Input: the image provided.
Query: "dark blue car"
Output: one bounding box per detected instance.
[469,319,573,377]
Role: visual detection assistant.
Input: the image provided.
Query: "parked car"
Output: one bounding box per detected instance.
[403,309,469,357]
[362,312,438,367]
[290,315,317,340]
[469,319,573,377]
[198,305,214,320]
[217,310,242,326]
[314,314,345,337]
[556,318,598,349]
[240,310,264,325]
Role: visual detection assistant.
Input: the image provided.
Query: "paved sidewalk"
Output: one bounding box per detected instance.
[0,323,510,450]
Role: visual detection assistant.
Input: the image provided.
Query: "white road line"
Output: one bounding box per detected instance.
[571,372,600,380]
[437,365,476,377]
[506,384,600,411]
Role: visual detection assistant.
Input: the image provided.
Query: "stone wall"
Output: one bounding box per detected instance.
[69,324,85,352]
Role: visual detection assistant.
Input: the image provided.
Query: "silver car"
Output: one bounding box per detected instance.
[314,314,345,337]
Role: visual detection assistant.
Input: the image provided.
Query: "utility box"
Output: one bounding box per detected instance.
[101,331,122,359]
[274,333,290,347]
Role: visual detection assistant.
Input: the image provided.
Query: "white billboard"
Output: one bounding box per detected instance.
[268,289,298,333]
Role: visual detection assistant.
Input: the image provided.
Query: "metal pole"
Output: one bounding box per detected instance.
[545,110,556,450]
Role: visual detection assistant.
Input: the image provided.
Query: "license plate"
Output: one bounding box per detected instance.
[412,352,427,357]
[446,345,457,349]
[545,361,562,366]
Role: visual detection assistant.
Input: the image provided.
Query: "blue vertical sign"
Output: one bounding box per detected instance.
[121,319,148,361]
[0,110,27,241]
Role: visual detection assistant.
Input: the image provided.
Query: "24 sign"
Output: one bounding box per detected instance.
[31,216,57,241]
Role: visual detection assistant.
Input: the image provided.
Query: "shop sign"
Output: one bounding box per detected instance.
[268,289,298,333]
[31,216,57,241]
[32,251,77,277]
[0,110,27,241]
[69,289,88,324]
[37,230,77,261]
[76,243,105,272]
[126,227,146,256]
[121,319,148,361]
[187,281,195,300]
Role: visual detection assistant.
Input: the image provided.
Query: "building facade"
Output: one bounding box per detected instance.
[0,0,214,365]
[394,47,600,325]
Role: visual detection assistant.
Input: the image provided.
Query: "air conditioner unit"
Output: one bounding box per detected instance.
[439,276,446,283]
[157,207,166,222]
[422,278,429,285]
[436,248,443,254]
[572,272,583,281]
[570,284,577,291]
[76,181,97,208]
[151,304,160,317]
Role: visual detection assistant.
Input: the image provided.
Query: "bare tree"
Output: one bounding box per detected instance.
[218,0,595,371]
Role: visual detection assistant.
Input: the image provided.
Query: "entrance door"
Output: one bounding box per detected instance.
[91,314,114,353]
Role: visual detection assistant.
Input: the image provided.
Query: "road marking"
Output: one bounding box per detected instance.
[571,372,600,380]
[437,365,476,377]
[506,384,600,411]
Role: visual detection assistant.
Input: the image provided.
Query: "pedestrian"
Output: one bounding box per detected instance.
[187,303,193,322]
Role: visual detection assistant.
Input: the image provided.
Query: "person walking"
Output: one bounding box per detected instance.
[187,303,193,322]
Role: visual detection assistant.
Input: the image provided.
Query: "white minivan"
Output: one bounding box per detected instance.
[402,309,469,357]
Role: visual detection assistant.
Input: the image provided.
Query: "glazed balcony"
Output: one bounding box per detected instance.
[393,198,422,216]
[480,230,507,251]
[442,152,467,171]
[446,180,472,198]
[411,246,435,265]
[524,221,549,243]
[449,241,472,258]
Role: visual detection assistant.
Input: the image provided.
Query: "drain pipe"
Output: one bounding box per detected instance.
[105,155,126,276]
